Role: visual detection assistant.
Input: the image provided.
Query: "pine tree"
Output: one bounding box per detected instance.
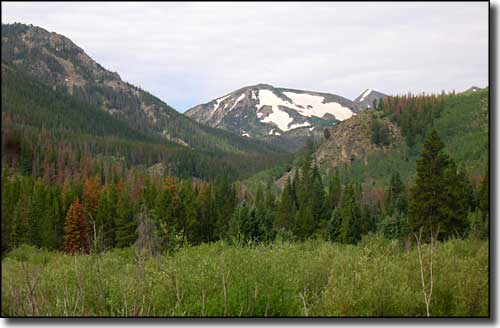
[27,180,45,247]
[409,130,461,239]
[197,182,215,243]
[386,172,407,216]
[83,176,100,224]
[179,180,198,243]
[229,201,252,242]
[260,183,277,242]
[63,198,89,254]
[311,165,326,222]
[114,188,136,248]
[325,171,342,228]
[275,177,296,233]
[441,161,469,236]
[339,184,362,244]
[328,206,342,242]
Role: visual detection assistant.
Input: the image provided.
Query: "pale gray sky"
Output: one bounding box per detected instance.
[2,2,489,112]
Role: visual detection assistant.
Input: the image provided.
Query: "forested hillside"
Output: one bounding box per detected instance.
[341,88,489,187]
[1,21,489,319]
[1,23,292,156]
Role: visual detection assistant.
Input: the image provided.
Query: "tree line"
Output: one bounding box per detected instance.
[1,129,489,255]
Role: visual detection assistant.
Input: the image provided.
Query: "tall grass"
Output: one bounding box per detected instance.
[1,235,488,317]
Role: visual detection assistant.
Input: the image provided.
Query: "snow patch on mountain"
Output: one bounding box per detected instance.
[255,89,354,131]
[289,121,312,130]
[359,89,372,102]
[283,91,354,121]
[229,93,246,111]
[257,89,294,131]
[269,129,281,136]
[213,94,231,112]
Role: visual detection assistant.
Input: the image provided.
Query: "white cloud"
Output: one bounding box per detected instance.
[2,2,488,112]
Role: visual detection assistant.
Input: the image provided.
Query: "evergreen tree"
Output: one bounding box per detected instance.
[409,130,465,239]
[114,187,137,248]
[441,161,469,237]
[229,201,251,242]
[275,177,296,233]
[339,184,362,244]
[63,198,89,254]
[386,172,407,216]
[95,187,114,249]
[325,171,342,214]
[260,183,277,242]
[328,206,342,242]
[83,176,100,224]
[27,180,45,247]
[197,182,215,243]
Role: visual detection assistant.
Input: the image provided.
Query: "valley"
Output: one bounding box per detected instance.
[0,20,490,318]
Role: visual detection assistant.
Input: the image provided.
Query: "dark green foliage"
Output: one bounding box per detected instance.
[409,131,468,239]
[113,187,137,248]
[2,63,292,183]
[385,172,407,216]
[275,177,296,233]
[338,184,362,244]
[370,117,390,146]
[478,168,489,221]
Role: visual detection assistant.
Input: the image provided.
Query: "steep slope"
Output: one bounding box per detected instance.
[1,64,293,181]
[1,23,288,156]
[314,112,402,173]
[257,88,488,191]
[185,84,361,138]
[353,89,388,110]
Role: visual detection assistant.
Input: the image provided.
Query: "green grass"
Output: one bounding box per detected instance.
[1,236,488,317]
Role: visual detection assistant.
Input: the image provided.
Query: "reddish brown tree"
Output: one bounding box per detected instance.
[63,198,89,254]
[83,176,100,222]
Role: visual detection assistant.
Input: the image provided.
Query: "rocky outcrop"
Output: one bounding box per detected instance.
[314,112,402,174]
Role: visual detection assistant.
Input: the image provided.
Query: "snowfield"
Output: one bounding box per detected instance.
[288,121,312,130]
[358,89,372,102]
[256,90,294,131]
[254,89,354,132]
[283,91,354,121]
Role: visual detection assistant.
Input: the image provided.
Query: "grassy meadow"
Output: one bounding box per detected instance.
[1,236,488,317]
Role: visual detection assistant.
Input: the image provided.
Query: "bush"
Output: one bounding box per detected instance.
[1,239,488,317]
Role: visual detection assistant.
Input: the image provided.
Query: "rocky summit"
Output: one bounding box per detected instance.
[185,84,365,139]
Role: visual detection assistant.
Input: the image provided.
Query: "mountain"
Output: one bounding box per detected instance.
[1,23,294,181]
[185,84,361,139]
[463,86,482,93]
[353,89,388,110]
[266,87,488,191]
[1,23,290,156]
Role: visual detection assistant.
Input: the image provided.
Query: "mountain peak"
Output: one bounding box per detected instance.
[185,85,361,139]
[353,89,388,110]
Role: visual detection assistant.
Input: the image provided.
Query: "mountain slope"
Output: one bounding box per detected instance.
[353,89,388,110]
[185,84,361,139]
[1,23,289,156]
[246,88,488,191]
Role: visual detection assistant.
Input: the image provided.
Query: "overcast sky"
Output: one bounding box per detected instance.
[2,2,488,112]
